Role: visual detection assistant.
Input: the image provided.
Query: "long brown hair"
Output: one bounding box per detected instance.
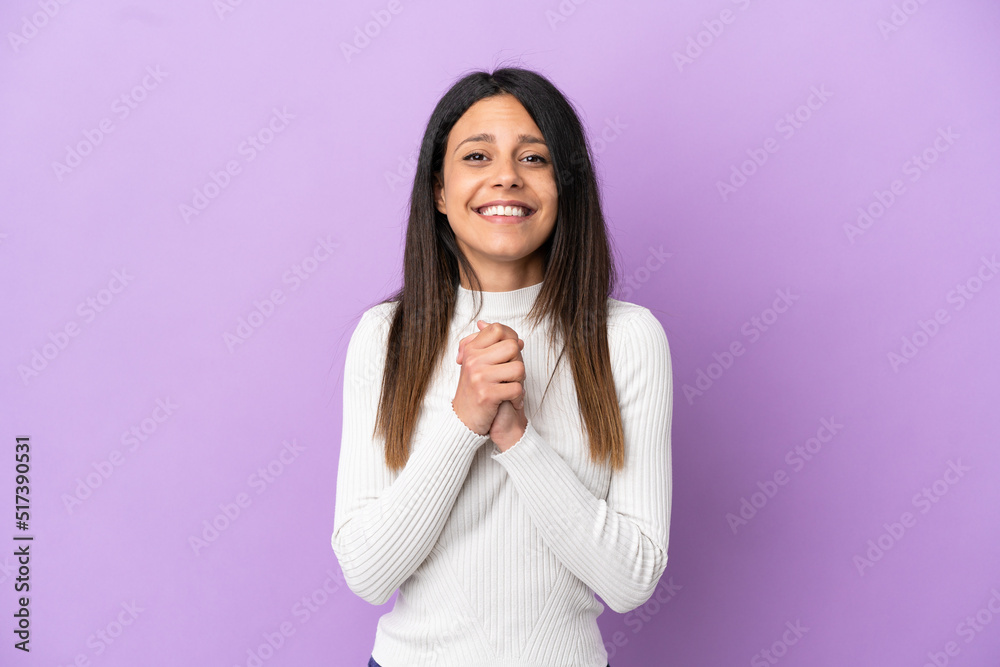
[370,65,626,473]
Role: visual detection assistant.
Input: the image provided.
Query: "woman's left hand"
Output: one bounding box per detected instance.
[489,395,527,453]
[457,320,527,452]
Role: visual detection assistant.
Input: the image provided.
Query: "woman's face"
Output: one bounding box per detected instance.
[434,94,558,288]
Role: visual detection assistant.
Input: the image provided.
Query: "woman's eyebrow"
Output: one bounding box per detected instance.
[454,133,547,155]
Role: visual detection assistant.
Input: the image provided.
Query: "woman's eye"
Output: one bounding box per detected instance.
[463,152,548,163]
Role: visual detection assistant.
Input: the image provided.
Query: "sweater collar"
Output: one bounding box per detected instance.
[454,280,544,324]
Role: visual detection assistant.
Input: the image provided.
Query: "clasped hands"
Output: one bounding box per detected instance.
[451,320,527,452]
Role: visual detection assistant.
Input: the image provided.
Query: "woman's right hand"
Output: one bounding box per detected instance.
[452,320,526,436]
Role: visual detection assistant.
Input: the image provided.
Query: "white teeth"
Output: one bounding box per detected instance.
[477,205,530,217]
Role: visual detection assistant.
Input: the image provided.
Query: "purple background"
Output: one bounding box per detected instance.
[2,0,999,665]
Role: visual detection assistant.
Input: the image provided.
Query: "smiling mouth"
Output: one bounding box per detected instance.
[473,205,535,222]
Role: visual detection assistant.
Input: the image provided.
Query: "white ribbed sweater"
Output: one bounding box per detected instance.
[332,280,673,667]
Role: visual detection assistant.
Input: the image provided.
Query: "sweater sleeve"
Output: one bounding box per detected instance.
[331,306,491,605]
[490,307,673,613]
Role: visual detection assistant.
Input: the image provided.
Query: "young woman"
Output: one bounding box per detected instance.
[332,65,674,667]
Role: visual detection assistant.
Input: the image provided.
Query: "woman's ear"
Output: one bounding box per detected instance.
[433,172,446,215]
